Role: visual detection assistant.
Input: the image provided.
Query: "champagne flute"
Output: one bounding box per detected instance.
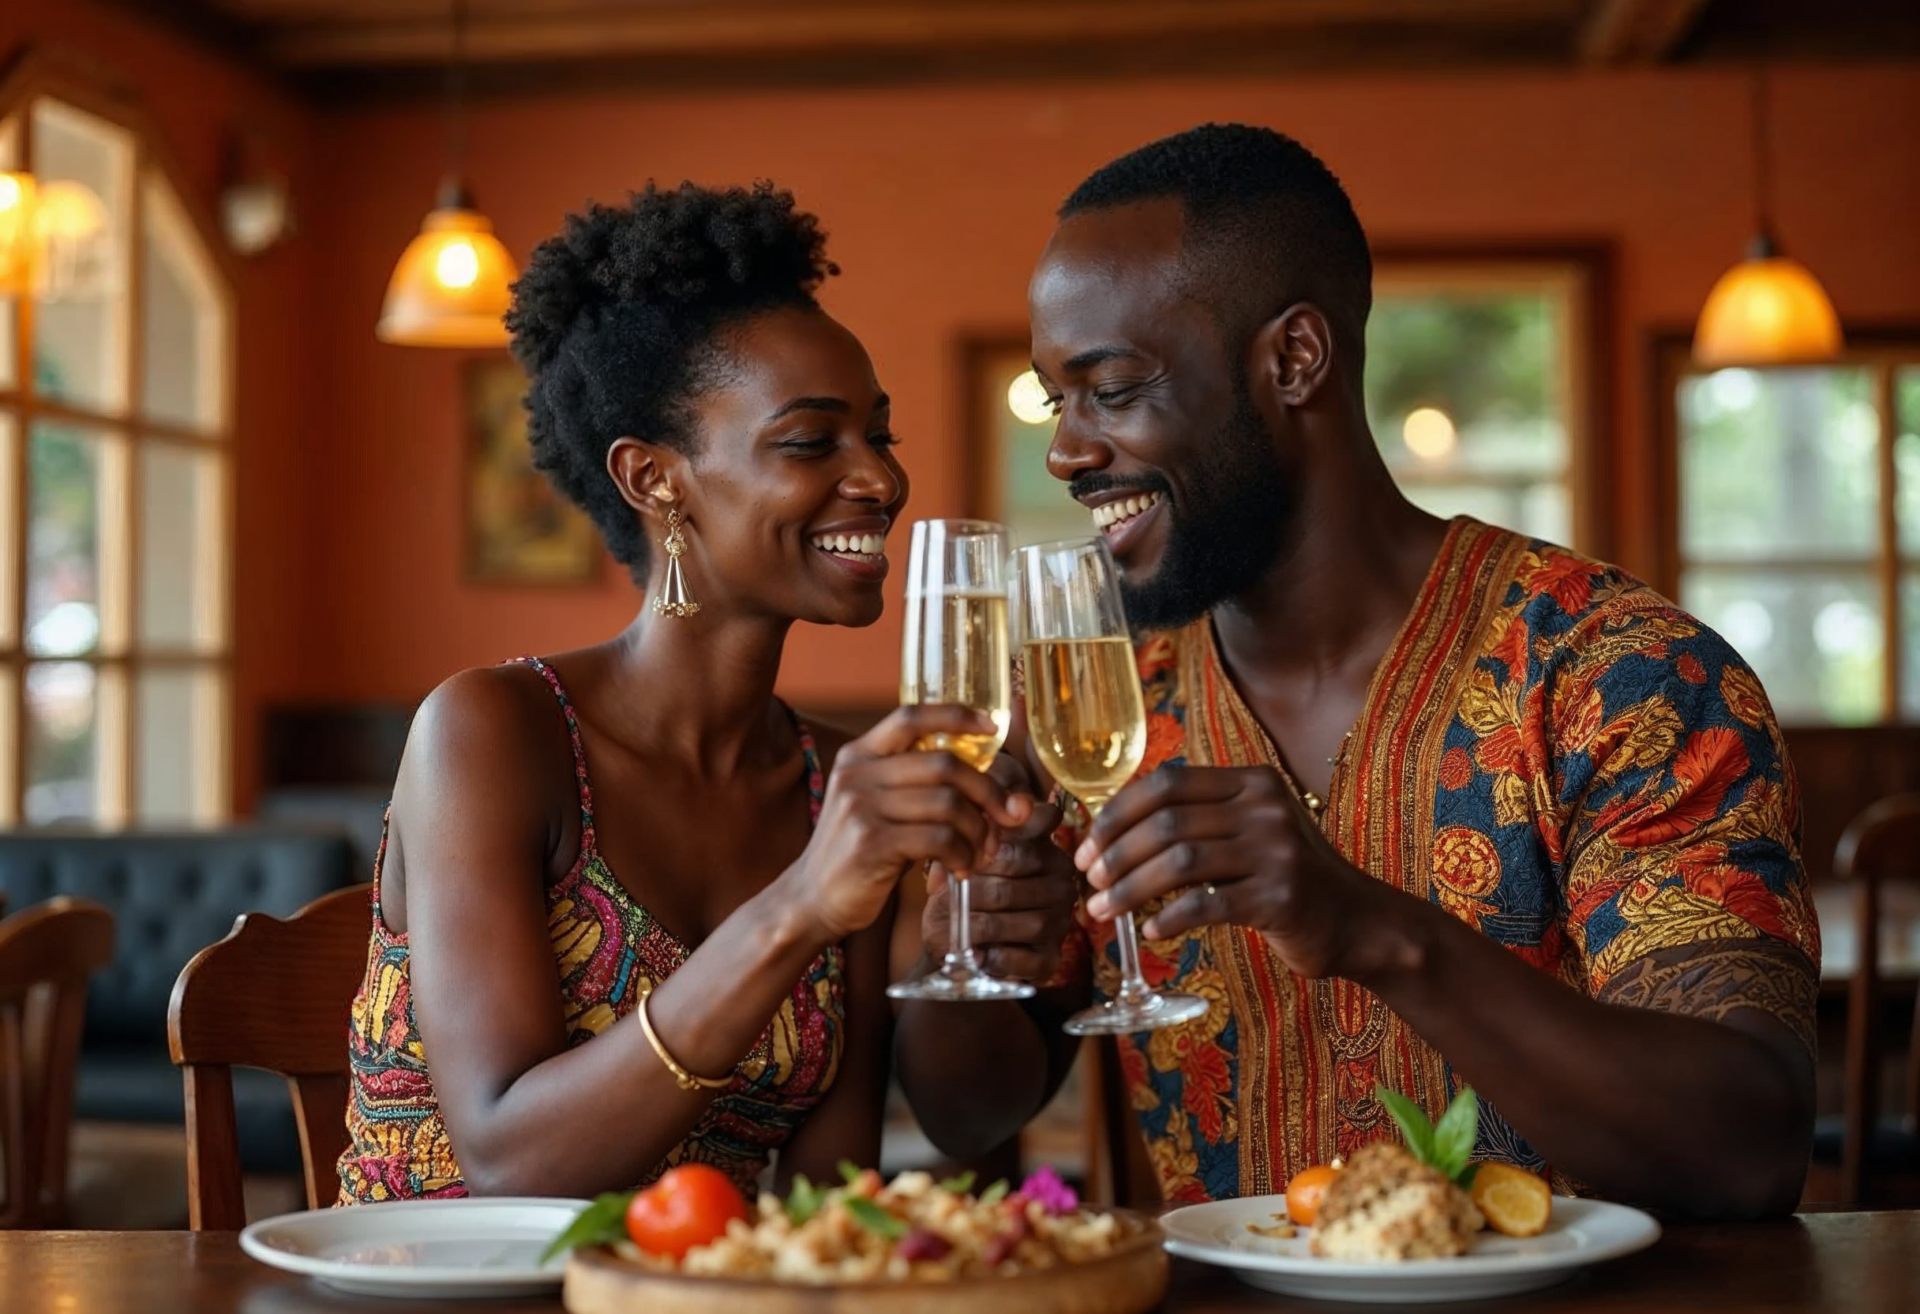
[887,519,1035,1003]
[1013,537,1208,1035]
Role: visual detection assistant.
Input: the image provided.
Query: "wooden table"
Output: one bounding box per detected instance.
[1,1213,1914,1313]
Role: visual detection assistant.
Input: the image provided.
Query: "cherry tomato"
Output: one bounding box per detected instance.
[625,1164,749,1259]
[1285,1163,1342,1226]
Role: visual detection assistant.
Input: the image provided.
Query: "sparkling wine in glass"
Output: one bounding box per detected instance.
[1013,537,1207,1035]
[887,519,1033,1003]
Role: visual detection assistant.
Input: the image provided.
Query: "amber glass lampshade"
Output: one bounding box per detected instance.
[376,182,517,348]
[1694,234,1842,369]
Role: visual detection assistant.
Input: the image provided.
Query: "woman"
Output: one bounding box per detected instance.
[336,182,1068,1203]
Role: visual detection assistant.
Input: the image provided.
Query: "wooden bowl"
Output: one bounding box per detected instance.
[563,1210,1169,1314]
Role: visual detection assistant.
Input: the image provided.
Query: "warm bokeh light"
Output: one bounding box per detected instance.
[0,171,35,293]
[434,238,480,290]
[1402,406,1457,461]
[1694,255,1842,368]
[377,206,518,347]
[1006,369,1054,426]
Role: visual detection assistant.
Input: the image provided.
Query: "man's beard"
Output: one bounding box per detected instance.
[1117,381,1295,633]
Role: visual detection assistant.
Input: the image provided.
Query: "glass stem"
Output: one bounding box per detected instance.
[1087,796,1154,1006]
[944,870,981,975]
[1112,910,1154,1006]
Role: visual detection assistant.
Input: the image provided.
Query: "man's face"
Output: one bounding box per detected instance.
[1028,198,1295,632]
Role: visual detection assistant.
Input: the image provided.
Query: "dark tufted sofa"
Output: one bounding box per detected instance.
[0,828,361,1174]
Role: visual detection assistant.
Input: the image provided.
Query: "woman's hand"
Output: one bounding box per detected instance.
[920,753,1078,982]
[782,706,1032,945]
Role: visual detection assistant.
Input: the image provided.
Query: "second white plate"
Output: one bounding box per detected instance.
[240,1195,590,1298]
[1160,1193,1660,1304]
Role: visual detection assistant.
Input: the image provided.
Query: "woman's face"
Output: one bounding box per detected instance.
[672,306,908,629]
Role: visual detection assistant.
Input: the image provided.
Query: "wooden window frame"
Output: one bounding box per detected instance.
[1650,327,1920,724]
[963,242,1615,560]
[0,47,238,826]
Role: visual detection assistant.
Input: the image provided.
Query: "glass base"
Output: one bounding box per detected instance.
[887,966,1037,1002]
[1063,989,1208,1035]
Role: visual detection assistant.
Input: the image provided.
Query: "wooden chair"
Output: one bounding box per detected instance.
[1820,795,1920,1206]
[0,897,115,1227]
[167,883,370,1230]
[1084,1037,1162,1209]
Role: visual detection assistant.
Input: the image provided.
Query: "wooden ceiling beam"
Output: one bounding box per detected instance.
[1577,0,1711,64]
[261,0,1556,68]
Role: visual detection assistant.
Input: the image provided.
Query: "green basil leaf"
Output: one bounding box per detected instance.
[1457,1163,1481,1190]
[939,1171,977,1194]
[843,1196,906,1239]
[837,1159,863,1185]
[1432,1086,1480,1182]
[540,1191,633,1265]
[786,1174,824,1225]
[978,1178,1010,1206]
[1374,1084,1437,1167]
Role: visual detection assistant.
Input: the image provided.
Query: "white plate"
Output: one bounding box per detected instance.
[240,1196,591,1298]
[1160,1193,1660,1304]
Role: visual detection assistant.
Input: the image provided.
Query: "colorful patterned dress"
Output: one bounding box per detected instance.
[336,657,843,1203]
[1062,518,1820,1203]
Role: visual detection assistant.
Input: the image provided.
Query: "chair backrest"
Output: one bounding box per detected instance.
[0,897,115,1227]
[167,883,371,1230]
[1834,793,1920,1205]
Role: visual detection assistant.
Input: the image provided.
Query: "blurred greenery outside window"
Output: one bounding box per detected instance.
[0,77,232,828]
[1677,352,1920,726]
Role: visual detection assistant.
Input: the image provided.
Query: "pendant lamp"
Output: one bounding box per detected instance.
[1694,69,1840,368]
[377,0,517,347]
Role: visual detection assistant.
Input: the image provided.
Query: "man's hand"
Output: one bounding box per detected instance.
[1076,764,1396,981]
[921,753,1078,982]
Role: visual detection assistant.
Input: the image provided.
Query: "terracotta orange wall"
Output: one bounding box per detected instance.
[0,4,321,812]
[302,63,1920,719]
[12,3,1920,809]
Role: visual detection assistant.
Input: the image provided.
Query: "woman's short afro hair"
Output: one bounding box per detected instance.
[506,181,838,576]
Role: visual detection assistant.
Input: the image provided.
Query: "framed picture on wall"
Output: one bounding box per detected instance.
[463,356,601,584]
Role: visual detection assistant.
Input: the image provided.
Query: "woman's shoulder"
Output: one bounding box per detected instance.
[411,662,566,758]
[397,663,580,820]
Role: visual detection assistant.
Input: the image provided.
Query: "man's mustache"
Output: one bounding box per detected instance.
[1067,471,1172,503]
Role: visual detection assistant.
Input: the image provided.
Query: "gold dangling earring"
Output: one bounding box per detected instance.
[652,491,700,618]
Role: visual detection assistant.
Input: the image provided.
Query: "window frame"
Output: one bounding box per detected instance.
[1652,328,1920,725]
[0,48,238,826]
[962,243,1615,559]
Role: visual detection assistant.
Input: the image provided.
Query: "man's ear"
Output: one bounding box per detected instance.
[1249,303,1336,409]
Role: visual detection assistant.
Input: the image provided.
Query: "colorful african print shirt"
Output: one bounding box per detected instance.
[337,657,843,1203]
[1066,517,1819,1203]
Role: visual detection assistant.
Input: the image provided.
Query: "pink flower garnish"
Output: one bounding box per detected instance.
[1010,1165,1077,1215]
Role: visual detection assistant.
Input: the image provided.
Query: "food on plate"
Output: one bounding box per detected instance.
[1470,1162,1552,1238]
[1310,1085,1492,1262]
[622,1164,750,1260]
[1310,1143,1483,1261]
[547,1162,1146,1283]
[1283,1163,1342,1226]
[1245,1217,1297,1240]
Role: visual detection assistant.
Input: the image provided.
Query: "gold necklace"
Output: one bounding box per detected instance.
[1273,729,1353,819]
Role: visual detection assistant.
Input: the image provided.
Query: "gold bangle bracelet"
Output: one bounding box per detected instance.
[637,980,732,1093]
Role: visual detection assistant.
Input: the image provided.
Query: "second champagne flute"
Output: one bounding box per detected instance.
[1013,537,1207,1035]
[886,519,1034,1003]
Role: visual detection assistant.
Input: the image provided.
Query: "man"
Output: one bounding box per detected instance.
[898,123,1818,1219]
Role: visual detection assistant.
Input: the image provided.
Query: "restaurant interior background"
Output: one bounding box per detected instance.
[1,0,1917,1229]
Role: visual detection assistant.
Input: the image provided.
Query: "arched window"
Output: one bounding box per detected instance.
[0,56,233,826]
